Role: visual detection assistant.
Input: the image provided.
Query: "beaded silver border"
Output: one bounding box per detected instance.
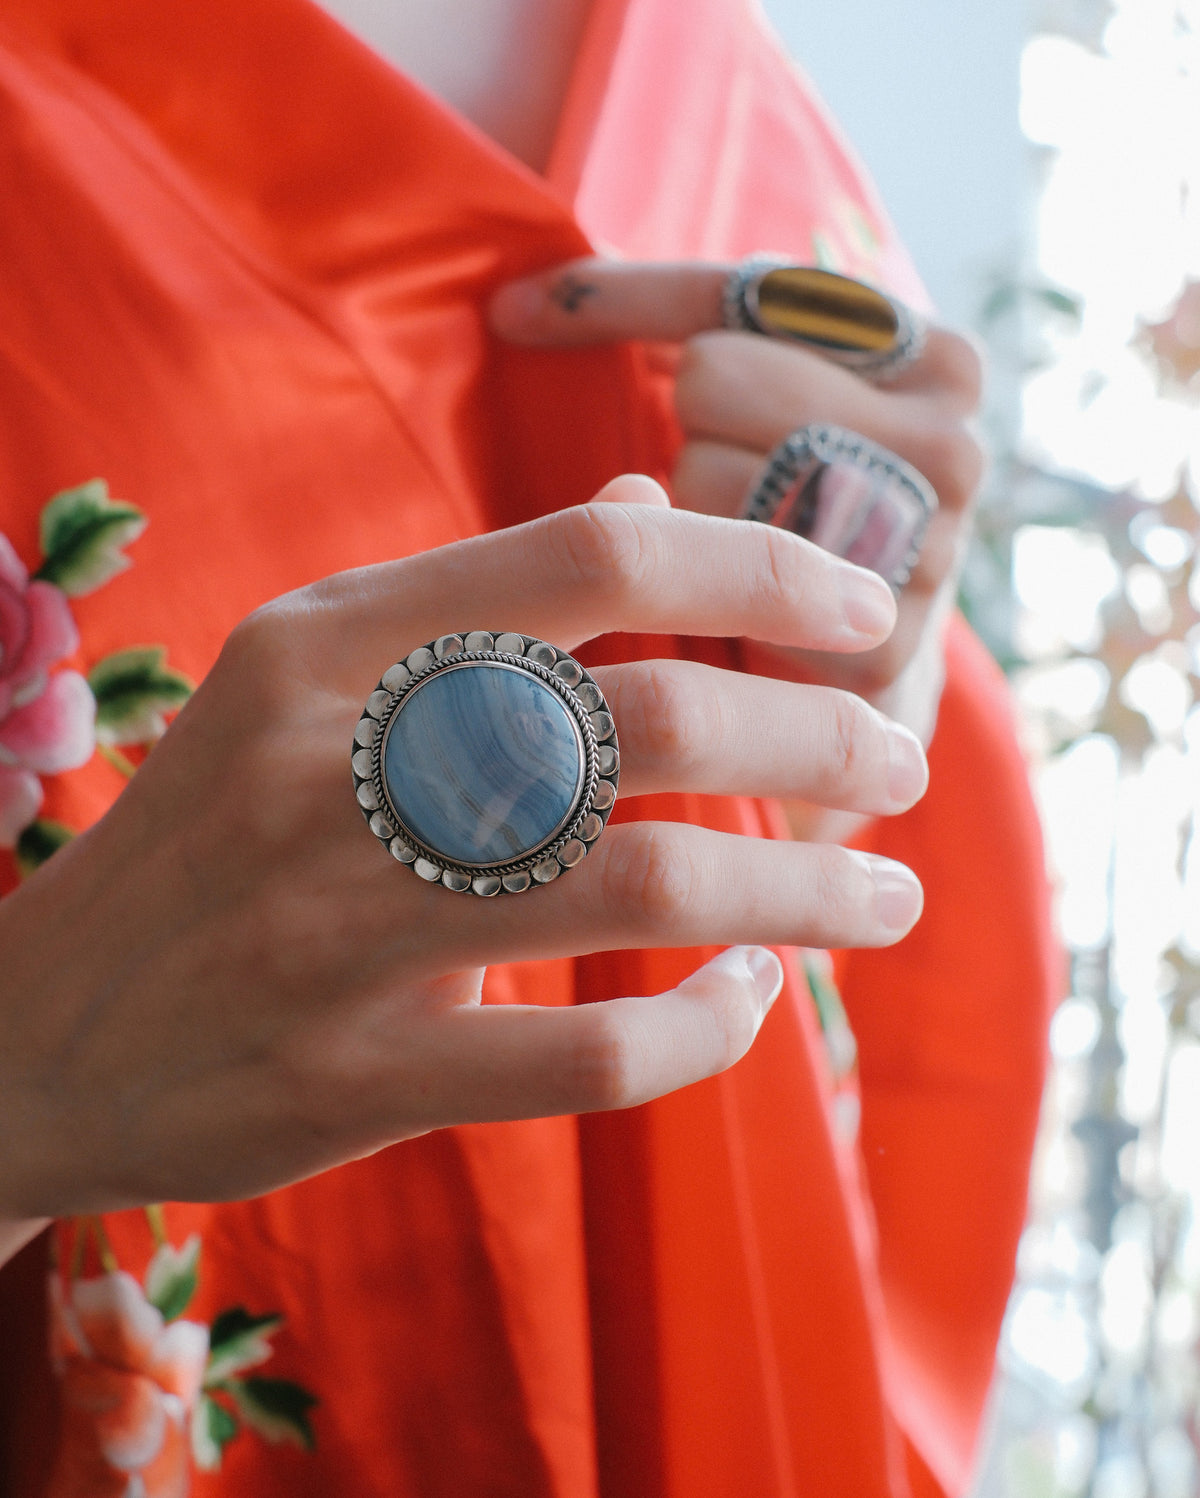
[741,423,937,591]
[351,632,619,895]
[721,255,926,382]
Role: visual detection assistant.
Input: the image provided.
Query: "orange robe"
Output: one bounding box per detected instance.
[0,1,1058,1494]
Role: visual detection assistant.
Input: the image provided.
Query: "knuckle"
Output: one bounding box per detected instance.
[812,845,868,929]
[936,328,986,408]
[221,604,278,673]
[269,1035,354,1145]
[624,661,699,776]
[755,525,809,614]
[702,977,761,1066]
[674,332,729,426]
[559,1011,640,1112]
[218,604,300,713]
[602,824,696,933]
[548,502,652,602]
[921,423,985,510]
[824,691,873,785]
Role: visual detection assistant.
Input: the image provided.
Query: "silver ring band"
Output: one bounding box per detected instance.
[742,424,936,590]
[722,256,926,382]
[352,633,618,895]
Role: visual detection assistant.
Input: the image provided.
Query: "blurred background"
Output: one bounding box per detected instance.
[765,1,1200,1494]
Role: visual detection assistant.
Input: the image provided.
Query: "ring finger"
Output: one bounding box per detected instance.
[674,331,982,518]
[592,658,927,812]
[396,821,924,967]
[671,438,968,598]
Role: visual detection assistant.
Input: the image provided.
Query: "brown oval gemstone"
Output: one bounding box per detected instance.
[753,267,899,353]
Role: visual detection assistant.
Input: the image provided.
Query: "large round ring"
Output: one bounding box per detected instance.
[722,256,926,381]
[351,633,619,895]
[742,424,936,591]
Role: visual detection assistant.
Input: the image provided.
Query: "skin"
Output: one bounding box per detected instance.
[0,482,926,1252]
[490,259,985,745]
[2,10,984,1263]
[316,0,592,171]
[0,261,984,1261]
[318,3,986,745]
[491,258,985,843]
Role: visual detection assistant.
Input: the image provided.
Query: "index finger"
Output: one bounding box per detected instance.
[293,485,897,687]
[490,258,728,344]
[488,257,967,396]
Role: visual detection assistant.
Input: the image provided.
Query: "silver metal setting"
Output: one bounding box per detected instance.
[352,633,619,895]
[721,254,926,382]
[742,423,937,591]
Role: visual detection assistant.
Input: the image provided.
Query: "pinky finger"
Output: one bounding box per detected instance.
[434,945,783,1123]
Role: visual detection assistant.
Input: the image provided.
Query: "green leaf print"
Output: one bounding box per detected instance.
[810,230,840,271]
[191,1393,240,1471]
[205,1307,285,1383]
[145,1233,201,1321]
[228,1377,319,1450]
[803,956,858,1082]
[34,479,147,596]
[88,646,193,745]
[14,818,74,879]
[843,202,880,257]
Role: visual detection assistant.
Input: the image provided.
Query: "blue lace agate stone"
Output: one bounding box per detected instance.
[382,663,585,866]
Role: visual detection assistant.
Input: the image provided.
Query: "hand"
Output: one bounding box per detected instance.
[490,259,985,745]
[0,479,926,1226]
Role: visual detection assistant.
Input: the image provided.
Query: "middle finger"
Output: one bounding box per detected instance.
[675,332,982,513]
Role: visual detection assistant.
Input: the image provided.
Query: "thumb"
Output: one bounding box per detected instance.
[489,257,731,346]
[589,473,672,509]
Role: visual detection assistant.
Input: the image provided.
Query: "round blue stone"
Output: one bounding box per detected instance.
[382,662,585,867]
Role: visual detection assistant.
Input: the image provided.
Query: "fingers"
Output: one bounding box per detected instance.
[314,637,927,967]
[671,440,761,518]
[414,946,785,1124]
[491,257,982,550]
[677,332,871,449]
[288,491,897,684]
[673,333,983,516]
[489,257,976,403]
[380,821,923,972]
[490,257,982,515]
[593,659,928,813]
[886,325,985,410]
[490,259,730,345]
[669,428,977,625]
[558,824,922,955]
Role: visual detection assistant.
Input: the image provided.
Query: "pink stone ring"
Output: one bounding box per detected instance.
[741,425,936,591]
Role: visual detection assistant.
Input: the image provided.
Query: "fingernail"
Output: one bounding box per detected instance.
[489,277,545,333]
[868,857,924,933]
[885,722,928,807]
[741,945,784,1010]
[837,564,896,640]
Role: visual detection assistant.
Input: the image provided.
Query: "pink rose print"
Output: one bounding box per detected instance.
[0,534,94,847]
[49,1270,209,1498]
[47,1218,318,1489]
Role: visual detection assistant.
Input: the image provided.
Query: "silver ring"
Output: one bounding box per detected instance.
[742,424,936,590]
[722,256,926,381]
[351,633,619,895]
